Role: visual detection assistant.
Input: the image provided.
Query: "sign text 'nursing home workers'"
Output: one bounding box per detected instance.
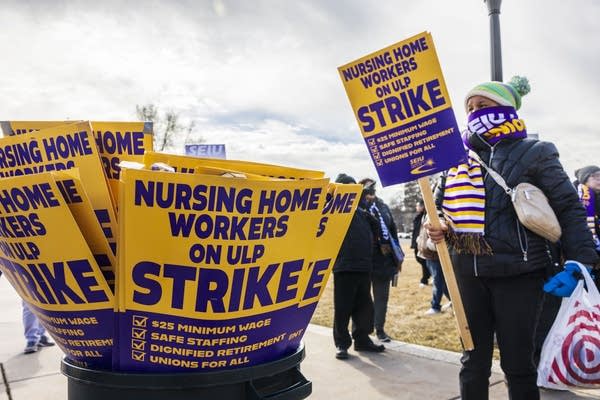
[0,120,154,204]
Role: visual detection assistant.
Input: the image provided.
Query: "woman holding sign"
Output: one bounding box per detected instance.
[426,77,599,400]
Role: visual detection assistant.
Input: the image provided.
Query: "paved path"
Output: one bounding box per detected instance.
[1,277,599,399]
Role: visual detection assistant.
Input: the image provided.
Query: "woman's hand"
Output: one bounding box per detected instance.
[423,220,448,244]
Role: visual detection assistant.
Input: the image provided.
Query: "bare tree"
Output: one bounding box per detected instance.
[135,104,200,152]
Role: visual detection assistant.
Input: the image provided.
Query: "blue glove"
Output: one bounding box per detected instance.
[543,261,592,297]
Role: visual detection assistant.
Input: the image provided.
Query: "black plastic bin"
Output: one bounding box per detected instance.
[61,343,311,400]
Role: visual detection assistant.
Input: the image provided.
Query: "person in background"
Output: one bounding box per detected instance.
[1,272,54,354]
[574,165,600,252]
[23,302,55,354]
[332,173,385,360]
[359,178,403,343]
[426,76,599,400]
[410,200,431,288]
[414,209,452,316]
[423,257,452,316]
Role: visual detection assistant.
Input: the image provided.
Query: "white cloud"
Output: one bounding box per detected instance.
[0,0,598,203]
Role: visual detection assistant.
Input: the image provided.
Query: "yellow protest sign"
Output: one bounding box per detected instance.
[338,31,466,185]
[51,169,117,286]
[298,182,361,307]
[90,121,153,204]
[339,32,472,348]
[0,120,154,204]
[116,167,337,371]
[144,151,325,179]
[0,173,114,369]
[0,122,119,258]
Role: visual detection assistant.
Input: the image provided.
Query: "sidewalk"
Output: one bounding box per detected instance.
[1,277,599,399]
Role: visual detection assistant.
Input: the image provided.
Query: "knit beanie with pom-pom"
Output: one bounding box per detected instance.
[464,76,531,111]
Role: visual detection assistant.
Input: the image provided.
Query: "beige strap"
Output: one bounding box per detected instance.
[468,151,512,194]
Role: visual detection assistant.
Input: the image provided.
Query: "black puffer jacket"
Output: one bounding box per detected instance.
[436,137,599,277]
[333,206,378,273]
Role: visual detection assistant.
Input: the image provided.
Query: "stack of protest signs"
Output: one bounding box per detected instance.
[0,121,361,371]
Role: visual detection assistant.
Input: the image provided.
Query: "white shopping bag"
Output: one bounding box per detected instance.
[537,261,600,389]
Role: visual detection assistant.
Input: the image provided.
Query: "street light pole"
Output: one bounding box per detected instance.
[485,0,503,81]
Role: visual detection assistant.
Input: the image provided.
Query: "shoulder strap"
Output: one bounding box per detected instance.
[468,151,512,194]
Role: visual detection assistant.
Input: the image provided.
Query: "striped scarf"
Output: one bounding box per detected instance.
[442,155,485,232]
[577,183,599,246]
[370,202,390,242]
[442,155,492,255]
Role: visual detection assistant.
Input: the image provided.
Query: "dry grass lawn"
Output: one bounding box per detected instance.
[310,243,464,353]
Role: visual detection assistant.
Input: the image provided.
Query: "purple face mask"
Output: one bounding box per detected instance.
[464,105,527,147]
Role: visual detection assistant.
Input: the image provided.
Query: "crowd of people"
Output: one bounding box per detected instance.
[332,77,600,400]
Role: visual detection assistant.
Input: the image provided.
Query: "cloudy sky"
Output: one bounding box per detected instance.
[1,0,598,203]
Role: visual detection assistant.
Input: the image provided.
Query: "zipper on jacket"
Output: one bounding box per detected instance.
[488,142,529,262]
[516,219,529,262]
[472,143,495,276]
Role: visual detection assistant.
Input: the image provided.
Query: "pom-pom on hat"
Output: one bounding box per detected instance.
[335,173,356,184]
[464,76,531,111]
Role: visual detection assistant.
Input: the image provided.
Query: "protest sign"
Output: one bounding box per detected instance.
[338,31,466,186]
[0,173,114,369]
[298,182,360,307]
[185,144,227,159]
[144,151,325,180]
[0,122,119,264]
[116,168,346,372]
[339,32,473,349]
[52,169,117,286]
[0,120,154,204]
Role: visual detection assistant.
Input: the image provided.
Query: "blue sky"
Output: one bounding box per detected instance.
[1,0,598,203]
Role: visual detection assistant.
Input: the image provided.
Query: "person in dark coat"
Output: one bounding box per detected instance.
[426,77,599,400]
[332,173,385,360]
[359,178,403,343]
[410,200,431,287]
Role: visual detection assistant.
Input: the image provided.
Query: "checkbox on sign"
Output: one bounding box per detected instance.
[373,153,381,160]
[131,339,146,351]
[367,138,375,145]
[375,160,383,166]
[132,315,148,327]
[131,350,145,362]
[132,328,147,339]
[370,146,378,153]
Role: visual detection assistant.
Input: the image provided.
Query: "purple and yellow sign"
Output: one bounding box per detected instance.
[0,173,114,369]
[338,31,466,185]
[0,120,154,204]
[115,168,356,372]
[144,151,325,180]
[185,144,227,159]
[0,122,119,277]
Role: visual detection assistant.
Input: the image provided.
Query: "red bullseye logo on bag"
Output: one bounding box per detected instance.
[548,302,600,386]
[538,262,600,389]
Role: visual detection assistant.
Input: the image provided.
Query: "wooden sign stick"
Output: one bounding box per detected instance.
[418,177,474,350]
